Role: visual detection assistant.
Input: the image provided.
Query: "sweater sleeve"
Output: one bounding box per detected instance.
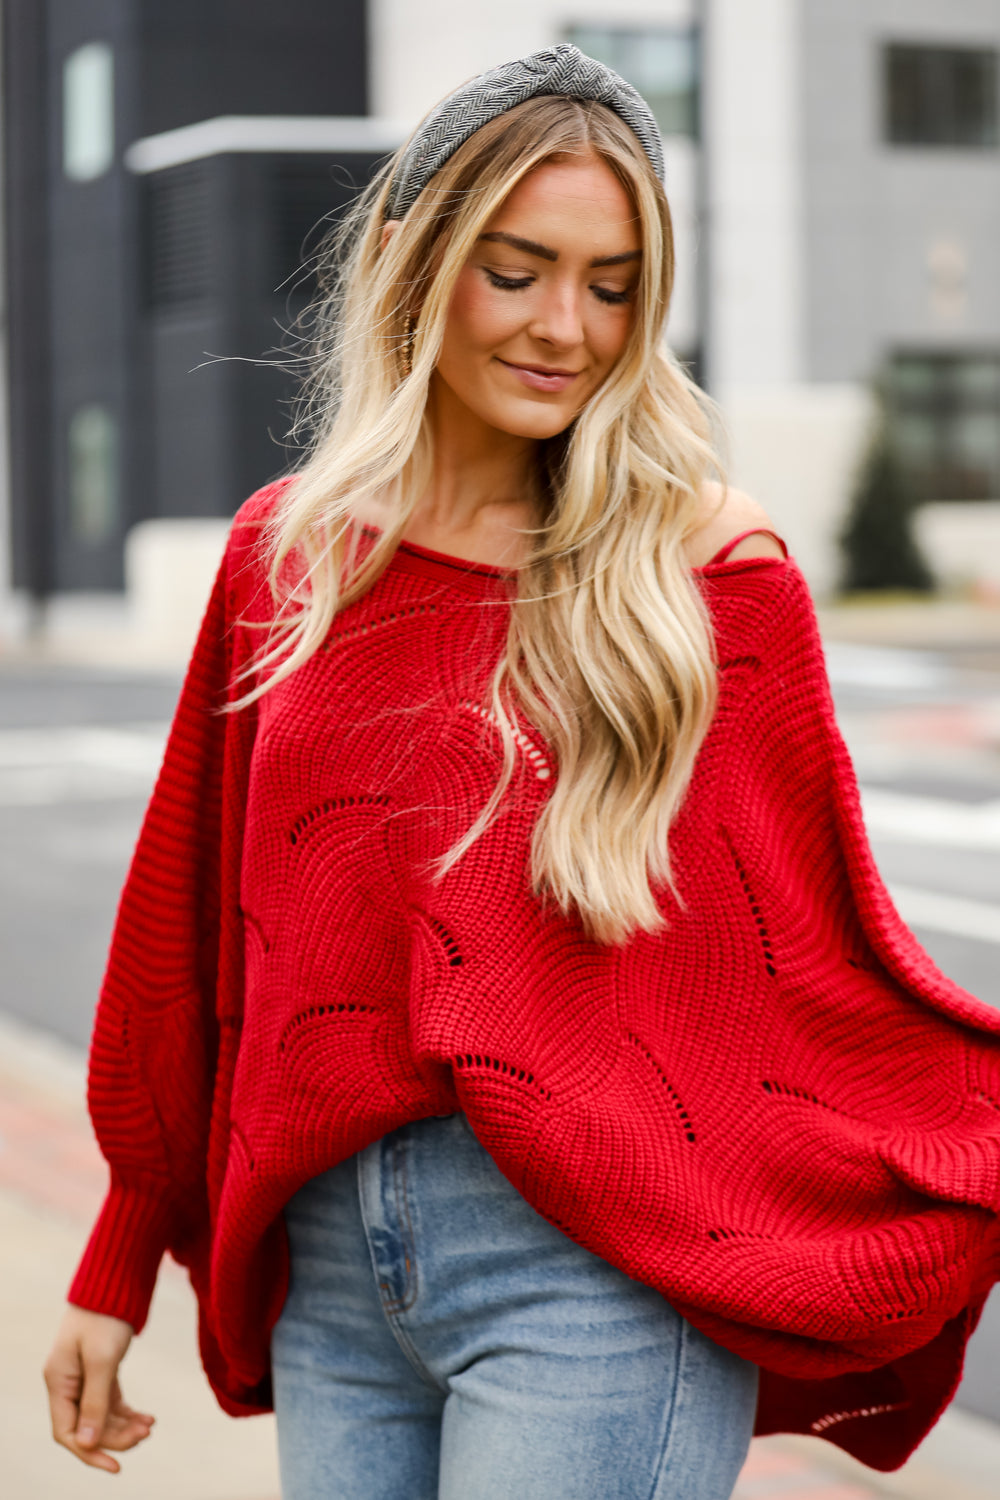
[67,518,261,1333]
[750,560,1000,1038]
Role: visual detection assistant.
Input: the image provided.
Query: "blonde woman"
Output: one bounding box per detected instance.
[45,46,1000,1500]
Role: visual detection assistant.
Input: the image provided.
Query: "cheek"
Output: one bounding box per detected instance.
[442,272,524,358]
[590,309,634,372]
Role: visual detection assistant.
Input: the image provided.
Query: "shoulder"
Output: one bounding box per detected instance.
[230,475,298,538]
[682,481,786,568]
[225,475,298,568]
[220,475,299,617]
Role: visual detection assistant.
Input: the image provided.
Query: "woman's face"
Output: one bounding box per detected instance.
[431,154,642,442]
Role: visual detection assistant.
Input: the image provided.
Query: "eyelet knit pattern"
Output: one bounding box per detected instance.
[67,480,1000,1473]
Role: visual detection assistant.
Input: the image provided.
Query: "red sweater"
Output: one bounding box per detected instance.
[69,481,1000,1471]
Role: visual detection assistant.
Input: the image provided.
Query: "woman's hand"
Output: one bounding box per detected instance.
[43,1304,156,1472]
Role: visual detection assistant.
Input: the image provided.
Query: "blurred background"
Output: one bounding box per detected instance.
[1,3,999,1498]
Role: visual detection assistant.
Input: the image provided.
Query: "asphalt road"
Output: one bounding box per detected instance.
[1,644,998,1423]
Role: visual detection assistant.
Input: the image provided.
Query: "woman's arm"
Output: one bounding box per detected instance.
[43,490,272,1470]
[64,548,249,1331]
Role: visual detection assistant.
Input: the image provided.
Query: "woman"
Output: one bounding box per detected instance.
[44,45,999,1500]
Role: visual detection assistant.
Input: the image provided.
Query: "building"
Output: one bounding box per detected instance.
[369,0,1000,590]
[2,0,999,646]
[2,0,372,606]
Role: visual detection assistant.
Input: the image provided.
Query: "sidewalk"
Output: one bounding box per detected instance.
[2,1010,998,1500]
[817,595,1000,664]
[6,586,1000,674]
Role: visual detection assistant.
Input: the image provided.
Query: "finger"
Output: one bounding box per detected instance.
[63,1434,122,1474]
[76,1352,117,1448]
[96,1406,156,1450]
[115,1395,156,1424]
[44,1348,85,1446]
[48,1384,83,1447]
[106,1378,156,1443]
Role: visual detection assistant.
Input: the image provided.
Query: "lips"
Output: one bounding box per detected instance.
[496,357,583,394]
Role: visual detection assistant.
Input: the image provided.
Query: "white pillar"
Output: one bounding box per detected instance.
[703,0,805,390]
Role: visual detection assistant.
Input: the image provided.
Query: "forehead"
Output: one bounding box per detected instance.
[485,155,641,250]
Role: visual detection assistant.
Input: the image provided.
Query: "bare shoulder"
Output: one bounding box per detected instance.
[683,481,786,567]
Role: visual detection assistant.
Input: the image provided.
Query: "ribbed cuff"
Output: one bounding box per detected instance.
[67,1175,180,1334]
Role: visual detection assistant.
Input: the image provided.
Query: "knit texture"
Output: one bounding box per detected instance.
[68,481,1000,1471]
[386,43,665,220]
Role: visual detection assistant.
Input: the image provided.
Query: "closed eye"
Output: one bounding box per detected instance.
[483,268,633,305]
[592,286,631,305]
[484,269,533,291]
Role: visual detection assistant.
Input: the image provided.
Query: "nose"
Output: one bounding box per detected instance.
[528,280,585,350]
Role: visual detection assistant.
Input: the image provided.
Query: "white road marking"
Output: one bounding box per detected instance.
[824,641,950,692]
[861,787,1000,851]
[0,724,168,805]
[887,883,1000,947]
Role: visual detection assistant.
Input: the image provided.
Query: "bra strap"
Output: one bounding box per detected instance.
[707,529,788,566]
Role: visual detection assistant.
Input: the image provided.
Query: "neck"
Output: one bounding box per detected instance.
[403,375,544,564]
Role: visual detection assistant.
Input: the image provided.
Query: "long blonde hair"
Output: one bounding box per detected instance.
[238,94,722,946]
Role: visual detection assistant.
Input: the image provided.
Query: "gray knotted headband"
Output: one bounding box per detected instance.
[386,44,665,220]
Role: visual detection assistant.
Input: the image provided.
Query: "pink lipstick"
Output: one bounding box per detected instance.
[496,358,582,393]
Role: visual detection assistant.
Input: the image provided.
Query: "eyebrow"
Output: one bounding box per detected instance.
[478,231,641,268]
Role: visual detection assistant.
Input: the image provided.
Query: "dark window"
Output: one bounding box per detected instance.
[268,158,375,301]
[142,162,213,310]
[566,26,699,138]
[885,44,998,147]
[887,352,1000,501]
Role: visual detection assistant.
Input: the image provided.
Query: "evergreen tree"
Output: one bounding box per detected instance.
[839,416,935,594]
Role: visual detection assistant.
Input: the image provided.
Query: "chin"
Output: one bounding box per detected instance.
[488,402,578,442]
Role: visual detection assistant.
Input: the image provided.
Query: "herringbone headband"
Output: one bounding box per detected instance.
[386,44,665,220]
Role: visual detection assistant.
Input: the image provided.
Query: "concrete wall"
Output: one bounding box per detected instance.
[801,0,1000,384]
[916,501,1000,593]
[722,383,874,595]
[368,0,696,124]
[703,0,804,389]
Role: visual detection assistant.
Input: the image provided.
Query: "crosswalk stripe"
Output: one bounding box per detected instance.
[0,724,167,805]
[861,788,1000,852]
[888,883,1000,947]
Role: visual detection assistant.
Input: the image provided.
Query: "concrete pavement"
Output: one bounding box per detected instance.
[2,1011,998,1500]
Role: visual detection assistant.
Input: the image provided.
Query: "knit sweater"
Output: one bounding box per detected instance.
[68,480,1000,1472]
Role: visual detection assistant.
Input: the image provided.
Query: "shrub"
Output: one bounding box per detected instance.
[839,418,934,593]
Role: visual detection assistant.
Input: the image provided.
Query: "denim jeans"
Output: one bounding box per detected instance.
[270,1111,758,1500]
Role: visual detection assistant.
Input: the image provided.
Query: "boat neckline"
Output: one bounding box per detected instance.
[359,524,791,584]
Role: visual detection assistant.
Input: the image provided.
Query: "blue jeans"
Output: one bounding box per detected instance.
[270,1112,758,1499]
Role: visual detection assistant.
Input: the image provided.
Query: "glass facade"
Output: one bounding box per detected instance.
[566,26,699,138]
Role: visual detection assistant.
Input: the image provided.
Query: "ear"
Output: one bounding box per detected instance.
[380,219,401,252]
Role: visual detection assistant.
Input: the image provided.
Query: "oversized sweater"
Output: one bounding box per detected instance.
[68,480,1000,1472]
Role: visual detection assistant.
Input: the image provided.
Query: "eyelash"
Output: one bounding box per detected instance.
[483,269,631,306]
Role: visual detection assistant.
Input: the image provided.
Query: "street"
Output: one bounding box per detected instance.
[1,636,998,1438]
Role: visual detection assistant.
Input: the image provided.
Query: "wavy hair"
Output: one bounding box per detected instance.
[237,93,723,945]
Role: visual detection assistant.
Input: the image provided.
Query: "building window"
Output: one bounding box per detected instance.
[885,44,998,148]
[887,353,1000,501]
[566,27,699,137]
[63,42,115,181]
[68,405,119,544]
[142,163,213,310]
